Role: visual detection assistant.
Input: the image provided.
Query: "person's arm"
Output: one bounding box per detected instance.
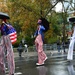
[2,21,12,28]
[40,25,45,30]
[34,30,38,38]
[34,25,40,37]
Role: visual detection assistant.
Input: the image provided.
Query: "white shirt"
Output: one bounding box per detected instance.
[24,44,27,48]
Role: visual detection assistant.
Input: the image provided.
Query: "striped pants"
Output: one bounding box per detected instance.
[35,34,47,64]
[0,35,15,75]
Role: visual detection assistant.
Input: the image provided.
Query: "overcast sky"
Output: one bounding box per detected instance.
[55,2,62,12]
[55,0,75,13]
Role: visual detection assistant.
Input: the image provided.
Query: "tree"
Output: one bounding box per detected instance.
[6,0,51,44]
[6,0,67,45]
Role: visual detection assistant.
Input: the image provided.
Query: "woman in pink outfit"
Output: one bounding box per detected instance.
[34,18,47,65]
[0,19,15,75]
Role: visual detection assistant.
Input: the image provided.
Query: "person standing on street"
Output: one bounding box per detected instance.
[67,22,75,60]
[17,42,24,57]
[0,19,15,75]
[34,18,47,65]
[57,39,61,52]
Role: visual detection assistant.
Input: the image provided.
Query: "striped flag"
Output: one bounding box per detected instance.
[9,31,17,44]
[7,24,17,44]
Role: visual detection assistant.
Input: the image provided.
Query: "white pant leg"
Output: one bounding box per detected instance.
[67,39,75,60]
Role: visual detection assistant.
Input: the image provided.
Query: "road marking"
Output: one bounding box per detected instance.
[15,72,22,75]
[5,67,22,75]
[6,72,22,75]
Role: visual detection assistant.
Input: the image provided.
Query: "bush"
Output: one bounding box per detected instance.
[48,37,58,44]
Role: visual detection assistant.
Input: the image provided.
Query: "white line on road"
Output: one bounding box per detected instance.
[6,72,22,75]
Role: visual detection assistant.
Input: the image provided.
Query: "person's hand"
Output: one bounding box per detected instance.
[2,21,5,24]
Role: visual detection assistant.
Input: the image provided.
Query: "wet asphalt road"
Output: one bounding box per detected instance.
[5,53,75,75]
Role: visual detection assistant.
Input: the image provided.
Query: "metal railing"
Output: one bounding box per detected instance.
[28,43,69,52]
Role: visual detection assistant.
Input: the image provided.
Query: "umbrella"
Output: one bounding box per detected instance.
[40,18,49,32]
[69,17,75,23]
[0,12,10,19]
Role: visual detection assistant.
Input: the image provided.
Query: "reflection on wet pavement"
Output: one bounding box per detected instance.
[5,56,75,75]
[36,66,47,75]
[67,61,75,75]
[15,59,75,75]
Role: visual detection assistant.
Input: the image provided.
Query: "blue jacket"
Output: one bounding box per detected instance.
[0,24,9,35]
[34,25,45,42]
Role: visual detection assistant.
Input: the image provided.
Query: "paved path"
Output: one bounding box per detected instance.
[5,49,75,75]
[14,49,68,57]
[14,49,75,59]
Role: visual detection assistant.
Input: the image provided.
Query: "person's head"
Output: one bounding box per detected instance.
[37,18,42,25]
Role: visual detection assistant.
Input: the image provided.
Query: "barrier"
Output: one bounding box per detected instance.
[28,43,69,52]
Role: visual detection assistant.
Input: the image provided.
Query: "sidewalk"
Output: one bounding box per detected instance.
[14,49,70,58]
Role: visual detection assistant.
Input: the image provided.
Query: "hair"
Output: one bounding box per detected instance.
[39,17,49,32]
[2,18,7,23]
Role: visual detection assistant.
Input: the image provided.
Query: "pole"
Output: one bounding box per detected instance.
[62,1,66,53]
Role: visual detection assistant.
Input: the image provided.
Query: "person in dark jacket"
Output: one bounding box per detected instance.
[17,42,24,57]
[57,40,61,52]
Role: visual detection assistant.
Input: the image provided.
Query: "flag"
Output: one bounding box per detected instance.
[9,31,17,44]
[7,24,17,44]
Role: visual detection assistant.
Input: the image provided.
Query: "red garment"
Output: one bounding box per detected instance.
[35,34,47,64]
[0,35,15,75]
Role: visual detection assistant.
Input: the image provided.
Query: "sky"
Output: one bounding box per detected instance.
[55,1,75,13]
[55,2,62,12]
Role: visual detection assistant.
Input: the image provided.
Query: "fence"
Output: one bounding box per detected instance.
[28,43,69,52]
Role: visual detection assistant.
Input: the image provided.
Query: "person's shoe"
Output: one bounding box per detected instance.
[44,57,48,62]
[36,62,44,66]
